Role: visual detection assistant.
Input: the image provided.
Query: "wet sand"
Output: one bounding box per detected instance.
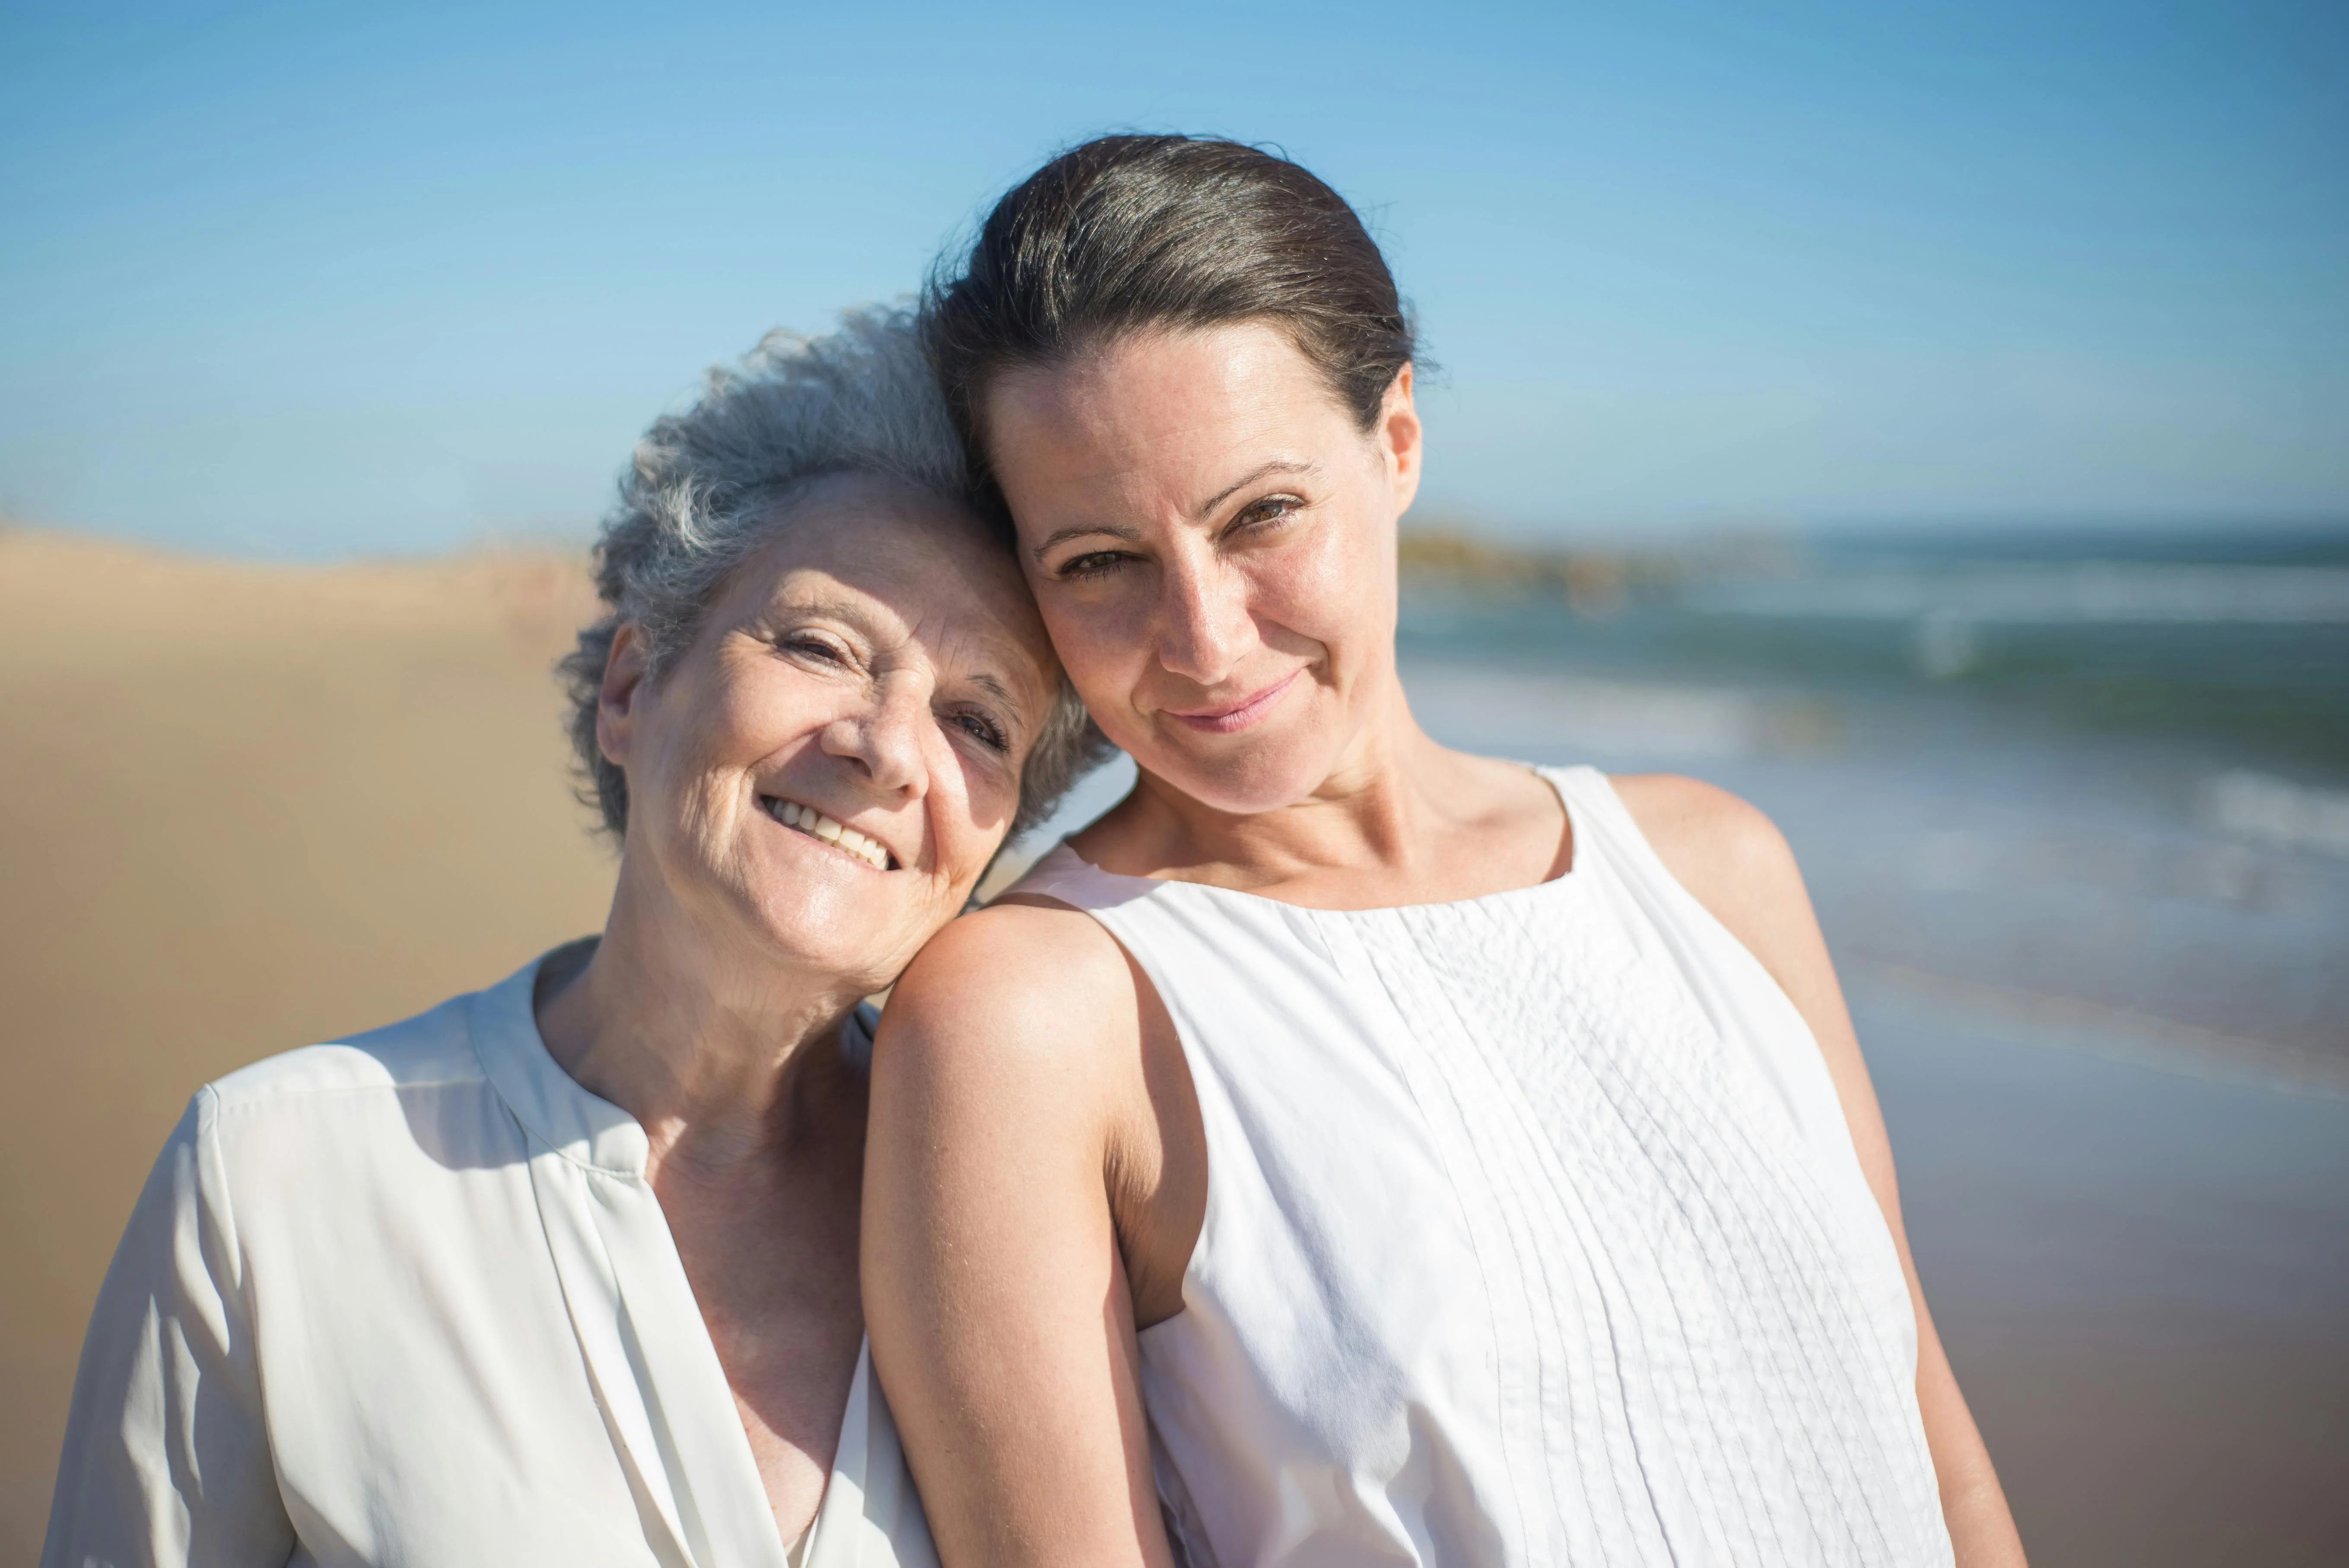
[0,529,616,1556]
[1859,993,2349,1566]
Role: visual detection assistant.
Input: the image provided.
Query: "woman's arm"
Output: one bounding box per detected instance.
[43,1088,294,1568]
[1618,774,2029,1568]
[863,903,1180,1568]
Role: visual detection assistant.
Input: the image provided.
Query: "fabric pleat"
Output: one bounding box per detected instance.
[1013,765,1951,1568]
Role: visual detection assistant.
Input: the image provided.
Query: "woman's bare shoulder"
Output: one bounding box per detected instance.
[1605,772,1813,954]
[884,898,1204,1320]
[877,899,1144,1097]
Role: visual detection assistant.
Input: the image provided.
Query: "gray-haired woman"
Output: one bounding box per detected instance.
[43,308,1101,1568]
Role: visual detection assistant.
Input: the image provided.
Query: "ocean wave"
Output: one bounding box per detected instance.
[1690,562,2349,625]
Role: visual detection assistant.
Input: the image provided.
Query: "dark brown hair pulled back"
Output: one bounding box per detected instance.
[923,135,1417,468]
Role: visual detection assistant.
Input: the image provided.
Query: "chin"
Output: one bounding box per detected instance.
[1129,700,1349,817]
[1154,738,1335,818]
[751,887,908,990]
[773,926,908,997]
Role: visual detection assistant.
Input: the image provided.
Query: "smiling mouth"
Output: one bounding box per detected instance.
[760,796,896,871]
[1166,669,1303,735]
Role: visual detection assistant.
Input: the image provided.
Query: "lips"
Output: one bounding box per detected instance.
[1164,668,1303,735]
[760,795,896,870]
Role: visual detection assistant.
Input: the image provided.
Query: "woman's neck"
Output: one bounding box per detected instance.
[534,871,863,1174]
[1080,690,1569,910]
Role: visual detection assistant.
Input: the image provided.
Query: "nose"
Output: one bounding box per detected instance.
[1154,546,1256,687]
[823,672,928,799]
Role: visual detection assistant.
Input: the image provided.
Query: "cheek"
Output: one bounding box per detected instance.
[626,677,724,813]
[922,737,1019,883]
[1034,585,1152,693]
[710,655,852,781]
[1255,512,1389,647]
[649,664,825,833]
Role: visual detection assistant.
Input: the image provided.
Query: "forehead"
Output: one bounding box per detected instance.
[987,323,1351,486]
[731,475,1054,687]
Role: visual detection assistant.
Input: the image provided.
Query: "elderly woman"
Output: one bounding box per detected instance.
[42,309,1100,1567]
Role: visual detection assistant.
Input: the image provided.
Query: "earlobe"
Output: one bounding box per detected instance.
[596,623,649,765]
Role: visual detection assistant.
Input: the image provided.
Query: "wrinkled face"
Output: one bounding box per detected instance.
[600,475,1057,995]
[986,322,1421,816]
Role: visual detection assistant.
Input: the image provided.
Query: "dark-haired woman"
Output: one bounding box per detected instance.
[866,137,2025,1567]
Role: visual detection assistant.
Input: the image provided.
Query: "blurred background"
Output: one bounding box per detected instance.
[3,1,2343,1562]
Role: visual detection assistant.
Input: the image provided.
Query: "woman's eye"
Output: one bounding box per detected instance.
[951,710,1011,753]
[1235,494,1302,530]
[781,634,847,665]
[1057,550,1128,580]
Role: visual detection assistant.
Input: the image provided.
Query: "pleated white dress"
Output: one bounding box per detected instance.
[43,951,934,1568]
[1012,765,1953,1568]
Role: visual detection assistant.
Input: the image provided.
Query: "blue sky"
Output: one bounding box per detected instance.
[2,0,2343,556]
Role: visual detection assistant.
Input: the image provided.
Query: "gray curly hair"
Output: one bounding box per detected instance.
[560,305,1107,840]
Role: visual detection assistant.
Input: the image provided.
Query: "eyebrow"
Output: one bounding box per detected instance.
[1027,458,1322,563]
[788,596,873,622]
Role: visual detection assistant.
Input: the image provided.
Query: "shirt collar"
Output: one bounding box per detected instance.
[469,942,881,1178]
[468,942,652,1177]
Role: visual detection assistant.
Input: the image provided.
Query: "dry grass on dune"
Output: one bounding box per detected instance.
[0,526,618,1556]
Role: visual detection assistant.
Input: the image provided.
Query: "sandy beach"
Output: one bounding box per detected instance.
[0,528,617,1556]
[3,527,2343,1564]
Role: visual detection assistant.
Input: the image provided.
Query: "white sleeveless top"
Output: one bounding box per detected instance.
[1012,765,1952,1568]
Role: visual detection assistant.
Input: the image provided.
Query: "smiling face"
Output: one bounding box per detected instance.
[599,474,1057,996]
[985,321,1421,815]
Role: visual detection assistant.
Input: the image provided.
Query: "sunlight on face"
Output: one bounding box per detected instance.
[986,322,1421,815]
[607,475,1057,994]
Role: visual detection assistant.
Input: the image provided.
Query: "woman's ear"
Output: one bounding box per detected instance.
[596,622,649,767]
[1378,364,1423,517]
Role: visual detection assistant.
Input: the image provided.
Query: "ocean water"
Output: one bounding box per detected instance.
[1395,524,2349,1090]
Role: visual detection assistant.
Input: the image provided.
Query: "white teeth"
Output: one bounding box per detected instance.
[769,798,890,869]
[835,825,887,869]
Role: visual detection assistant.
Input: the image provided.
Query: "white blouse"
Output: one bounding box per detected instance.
[42,951,936,1568]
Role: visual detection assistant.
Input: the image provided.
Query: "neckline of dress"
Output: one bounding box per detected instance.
[1033,763,1589,919]
[471,943,654,1177]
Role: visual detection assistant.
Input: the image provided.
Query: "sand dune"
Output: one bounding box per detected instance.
[0,527,617,1555]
